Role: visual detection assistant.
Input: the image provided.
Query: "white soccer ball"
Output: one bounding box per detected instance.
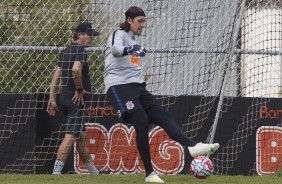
[190,156,214,179]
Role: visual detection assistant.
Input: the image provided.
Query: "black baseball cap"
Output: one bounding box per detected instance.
[75,22,100,36]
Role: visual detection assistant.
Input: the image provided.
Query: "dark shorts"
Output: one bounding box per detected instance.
[60,95,89,136]
[106,83,160,120]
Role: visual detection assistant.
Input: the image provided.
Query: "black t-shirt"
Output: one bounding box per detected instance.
[58,43,91,99]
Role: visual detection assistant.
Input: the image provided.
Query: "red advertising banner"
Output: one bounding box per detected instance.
[74,123,184,174]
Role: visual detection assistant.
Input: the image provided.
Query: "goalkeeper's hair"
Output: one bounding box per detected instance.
[120,6,145,32]
[120,21,131,32]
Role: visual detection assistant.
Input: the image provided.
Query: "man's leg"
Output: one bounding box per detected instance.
[125,109,153,176]
[125,110,164,183]
[147,106,219,157]
[53,134,76,174]
[76,132,99,174]
[147,106,197,147]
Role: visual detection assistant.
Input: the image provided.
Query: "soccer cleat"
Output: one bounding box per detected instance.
[90,165,99,174]
[188,143,220,157]
[52,171,61,175]
[145,172,164,183]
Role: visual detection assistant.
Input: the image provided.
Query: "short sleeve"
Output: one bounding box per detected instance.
[75,47,87,63]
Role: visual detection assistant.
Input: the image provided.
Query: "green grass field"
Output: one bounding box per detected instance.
[0,174,281,184]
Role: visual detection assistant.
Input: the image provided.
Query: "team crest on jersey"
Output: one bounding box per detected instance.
[117,110,121,118]
[125,101,134,110]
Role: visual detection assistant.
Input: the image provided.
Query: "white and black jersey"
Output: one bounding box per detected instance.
[104,30,144,92]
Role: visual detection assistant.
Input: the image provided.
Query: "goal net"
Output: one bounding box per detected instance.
[0,0,282,176]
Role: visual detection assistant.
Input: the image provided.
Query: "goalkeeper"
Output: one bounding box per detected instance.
[104,6,220,183]
[47,22,100,175]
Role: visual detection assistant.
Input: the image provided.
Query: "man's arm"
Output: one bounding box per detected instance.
[111,31,146,57]
[112,31,126,57]
[49,67,61,102]
[72,60,83,90]
[72,60,89,105]
[47,67,61,116]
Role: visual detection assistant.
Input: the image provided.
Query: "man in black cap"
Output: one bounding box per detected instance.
[47,22,100,174]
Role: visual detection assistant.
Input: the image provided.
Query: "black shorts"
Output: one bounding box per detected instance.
[106,83,160,120]
[59,95,89,136]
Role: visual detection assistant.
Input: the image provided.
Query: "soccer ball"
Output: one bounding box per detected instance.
[190,156,214,179]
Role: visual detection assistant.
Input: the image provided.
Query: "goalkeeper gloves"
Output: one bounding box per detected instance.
[123,45,146,57]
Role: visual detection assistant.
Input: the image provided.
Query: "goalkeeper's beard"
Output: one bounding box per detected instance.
[137,29,142,35]
[133,28,143,36]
